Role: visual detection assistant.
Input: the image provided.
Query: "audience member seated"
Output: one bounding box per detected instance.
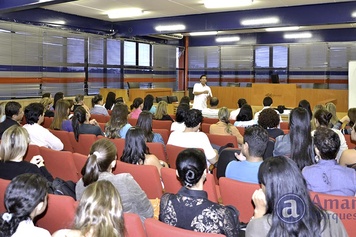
[0,173,51,237]
[225,125,268,184]
[253,96,273,121]
[129,97,143,119]
[258,108,284,138]
[311,104,325,130]
[333,108,356,135]
[0,101,23,137]
[168,109,218,166]
[313,109,348,162]
[273,107,314,170]
[233,104,257,128]
[0,102,6,123]
[302,127,356,196]
[201,97,219,119]
[49,99,73,132]
[143,94,157,114]
[171,103,189,132]
[40,97,54,117]
[229,98,247,120]
[137,111,164,146]
[23,103,63,151]
[73,94,90,113]
[154,101,174,122]
[298,99,313,121]
[104,91,116,110]
[52,92,64,111]
[105,103,132,139]
[52,180,124,237]
[159,148,240,237]
[75,139,153,222]
[0,126,53,182]
[120,127,167,175]
[246,156,347,236]
[325,102,338,127]
[339,124,356,167]
[210,107,243,145]
[179,96,191,105]
[90,94,109,116]
[72,106,104,142]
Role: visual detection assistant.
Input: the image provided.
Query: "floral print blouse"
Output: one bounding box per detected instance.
[159,187,239,237]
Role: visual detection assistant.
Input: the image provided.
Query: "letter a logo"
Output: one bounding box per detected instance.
[276,194,306,224]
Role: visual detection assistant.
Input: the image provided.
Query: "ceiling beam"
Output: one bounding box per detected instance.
[0,0,77,13]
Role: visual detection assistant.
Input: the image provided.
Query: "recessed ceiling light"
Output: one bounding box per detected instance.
[189,31,218,36]
[352,12,356,18]
[204,0,253,8]
[107,8,144,19]
[265,26,300,32]
[284,32,312,39]
[241,17,279,26]
[216,36,240,42]
[155,24,186,32]
[49,20,66,25]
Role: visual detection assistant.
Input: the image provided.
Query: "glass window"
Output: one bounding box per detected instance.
[124,41,136,65]
[255,46,270,67]
[138,43,150,66]
[272,46,288,68]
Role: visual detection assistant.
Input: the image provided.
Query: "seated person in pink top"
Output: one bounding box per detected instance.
[129,97,143,119]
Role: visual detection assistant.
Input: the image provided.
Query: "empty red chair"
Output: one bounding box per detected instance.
[152,120,172,130]
[36,194,77,234]
[50,129,73,152]
[152,128,170,144]
[39,147,80,182]
[145,218,225,237]
[219,177,260,223]
[206,133,238,148]
[124,213,146,237]
[90,114,110,123]
[69,132,97,155]
[113,160,163,199]
[23,144,41,162]
[147,142,167,163]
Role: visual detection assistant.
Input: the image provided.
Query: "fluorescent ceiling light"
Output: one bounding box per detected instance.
[155,24,186,32]
[284,32,312,39]
[0,29,11,33]
[352,12,356,18]
[49,20,66,25]
[204,0,253,8]
[216,36,240,42]
[241,17,279,26]
[189,31,218,36]
[107,8,144,19]
[265,26,300,32]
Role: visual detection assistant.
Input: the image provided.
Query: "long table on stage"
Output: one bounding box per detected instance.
[128,88,172,101]
[211,84,348,112]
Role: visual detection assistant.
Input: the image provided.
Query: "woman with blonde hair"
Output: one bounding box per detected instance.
[325,102,338,126]
[53,180,125,237]
[75,138,153,222]
[210,107,243,145]
[0,101,6,123]
[154,101,173,121]
[49,99,73,132]
[40,97,54,117]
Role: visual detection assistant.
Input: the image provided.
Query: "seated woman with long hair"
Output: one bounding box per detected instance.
[104,91,116,110]
[105,103,132,139]
[75,138,153,222]
[72,106,104,142]
[142,94,156,114]
[53,180,125,237]
[170,103,189,132]
[136,111,164,146]
[154,101,174,122]
[129,97,143,119]
[49,99,73,132]
[159,148,240,237]
[210,107,243,145]
[120,126,168,175]
[0,125,53,182]
[90,94,109,116]
[234,104,257,127]
[246,156,347,237]
[0,173,50,237]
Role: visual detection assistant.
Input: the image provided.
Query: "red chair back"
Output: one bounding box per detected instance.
[42,117,54,128]
[113,161,163,199]
[344,134,356,148]
[152,120,172,130]
[280,121,289,130]
[236,126,245,136]
[166,144,186,169]
[90,114,110,123]
[206,133,238,148]
[146,142,167,163]
[98,122,106,132]
[0,178,11,213]
[109,138,126,158]
[152,128,170,144]
[128,118,138,126]
[69,132,97,155]
[201,123,210,133]
[202,118,219,124]
[72,152,88,178]
[124,213,146,237]
[23,144,41,162]
[50,129,73,152]
[219,177,260,223]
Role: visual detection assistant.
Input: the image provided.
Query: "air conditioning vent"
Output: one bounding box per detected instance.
[149,33,183,40]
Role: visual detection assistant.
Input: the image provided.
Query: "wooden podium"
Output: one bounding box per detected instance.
[250,84,297,107]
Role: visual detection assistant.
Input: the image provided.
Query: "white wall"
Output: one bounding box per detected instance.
[349,61,356,108]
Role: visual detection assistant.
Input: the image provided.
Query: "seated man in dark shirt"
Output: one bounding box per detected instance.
[0,101,23,137]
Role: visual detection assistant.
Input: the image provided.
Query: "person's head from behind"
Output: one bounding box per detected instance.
[5,101,23,122]
[347,108,356,127]
[243,125,268,158]
[155,101,168,119]
[0,173,48,237]
[0,126,29,162]
[54,99,70,120]
[184,109,203,129]
[40,97,53,111]
[120,127,147,165]
[91,94,103,107]
[104,92,116,110]
[289,107,311,132]
[237,98,247,108]
[263,97,273,107]
[258,108,280,129]
[0,102,6,123]
[82,139,117,186]
[105,104,129,139]
[137,111,154,141]
[236,104,253,121]
[218,107,230,124]
[74,180,124,237]
[314,109,332,127]
[176,148,206,188]
[115,97,124,104]
[298,99,312,121]
[175,103,190,123]
[209,97,219,107]
[72,106,89,142]
[313,127,340,160]
[179,96,190,105]
[42,92,51,98]
[325,102,338,121]
[24,103,45,125]
[130,97,143,111]
[143,94,154,111]
[74,94,84,105]
[53,92,64,109]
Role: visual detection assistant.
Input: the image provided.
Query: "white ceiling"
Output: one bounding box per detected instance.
[43,0,355,22]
